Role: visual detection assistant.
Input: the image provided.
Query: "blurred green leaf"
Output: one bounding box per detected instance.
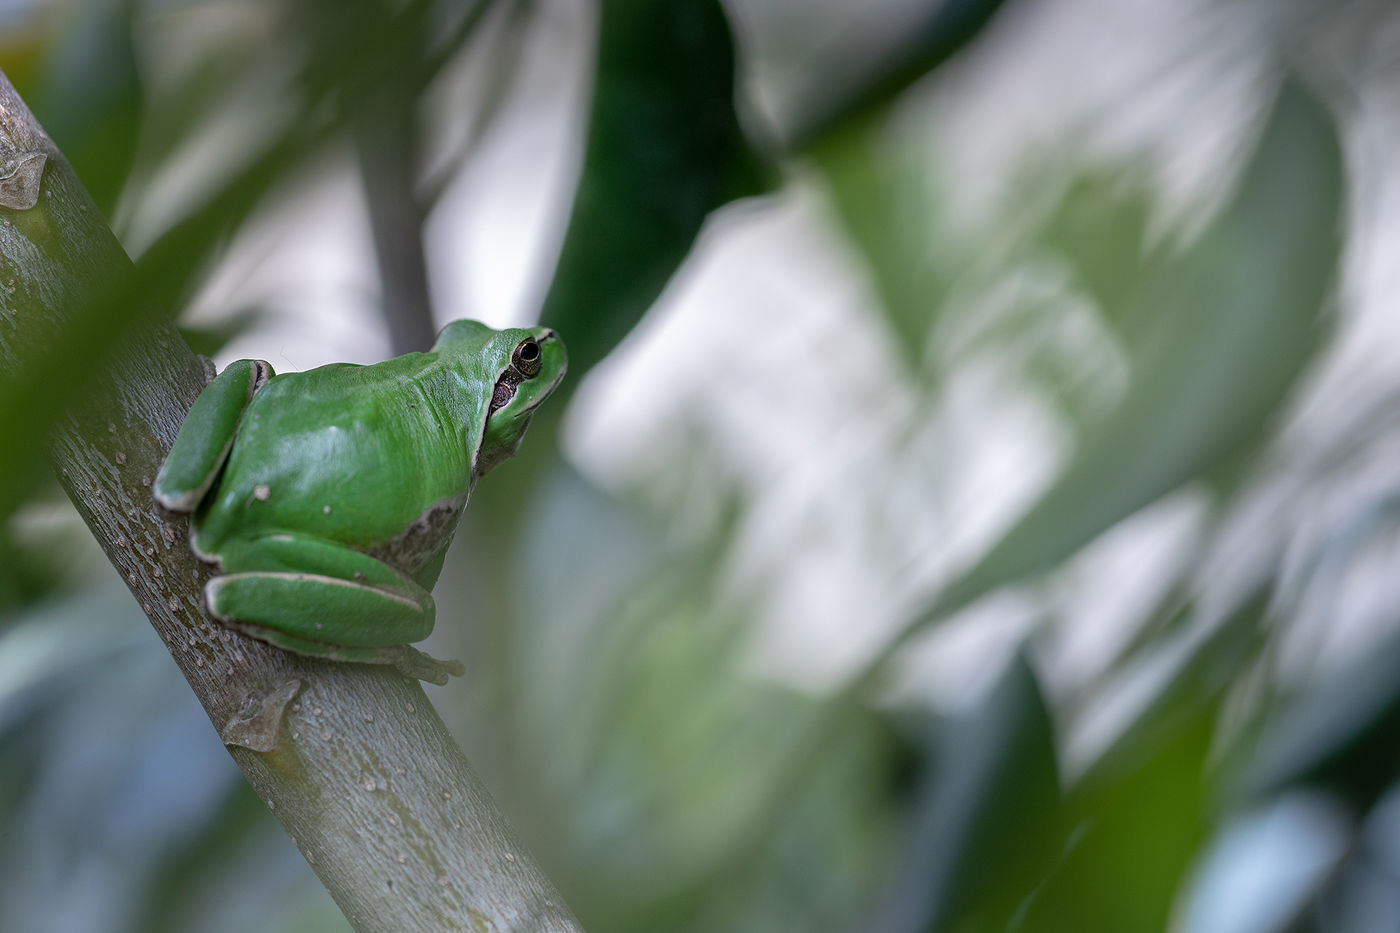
[0,584,144,734]
[36,0,141,217]
[131,35,265,200]
[806,0,1018,371]
[177,306,267,360]
[589,692,904,933]
[1021,711,1213,932]
[907,74,1343,631]
[785,0,1015,152]
[1086,588,1276,784]
[0,22,46,102]
[816,132,956,374]
[1098,586,1270,779]
[0,579,338,932]
[1017,588,1269,931]
[501,469,899,931]
[134,780,300,933]
[0,528,61,615]
[1242,628,1400,812]
[871,653,1061,933]
[538,0,772,388]
[1036,166,1158,347]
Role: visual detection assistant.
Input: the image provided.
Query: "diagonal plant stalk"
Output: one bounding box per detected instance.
[0,72,581,933]
[356,90,439,356]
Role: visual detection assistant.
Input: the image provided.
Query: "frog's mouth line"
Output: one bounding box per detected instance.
[488,332,562,416]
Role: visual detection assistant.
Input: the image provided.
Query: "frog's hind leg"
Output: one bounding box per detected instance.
[206,532,463,683]
[222,624,461,685]
[154,359,275,512]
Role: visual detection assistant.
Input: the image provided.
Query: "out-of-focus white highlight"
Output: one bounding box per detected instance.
[1180,795,1350,933]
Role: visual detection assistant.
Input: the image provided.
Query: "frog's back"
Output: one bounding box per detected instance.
[194,352,475,555]
[265,351,433,403]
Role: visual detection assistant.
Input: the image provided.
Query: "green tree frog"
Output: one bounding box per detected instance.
[153,320,566,684]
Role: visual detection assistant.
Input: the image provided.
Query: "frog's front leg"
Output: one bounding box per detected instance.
[154,359,275,512]
[207,532,464,684]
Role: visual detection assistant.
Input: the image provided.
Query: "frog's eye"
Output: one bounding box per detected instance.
[513,340,542,378]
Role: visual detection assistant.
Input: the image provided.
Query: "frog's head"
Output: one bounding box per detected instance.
[435,321,567,477]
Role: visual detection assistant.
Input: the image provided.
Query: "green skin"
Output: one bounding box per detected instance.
[153,320,566,684]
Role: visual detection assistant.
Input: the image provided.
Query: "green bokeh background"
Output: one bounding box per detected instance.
[2,1,1397,931]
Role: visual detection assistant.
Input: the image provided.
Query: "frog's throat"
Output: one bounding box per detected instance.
[365,492,468,576]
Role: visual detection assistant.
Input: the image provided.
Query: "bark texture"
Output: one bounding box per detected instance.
[0,71,581,933]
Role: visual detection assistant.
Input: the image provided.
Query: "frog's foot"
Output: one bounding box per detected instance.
[206,532,464,683]
[221,622,462,686]
[154,358,274,513]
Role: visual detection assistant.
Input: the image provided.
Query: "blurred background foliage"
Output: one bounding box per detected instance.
[1,0,1399,930]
